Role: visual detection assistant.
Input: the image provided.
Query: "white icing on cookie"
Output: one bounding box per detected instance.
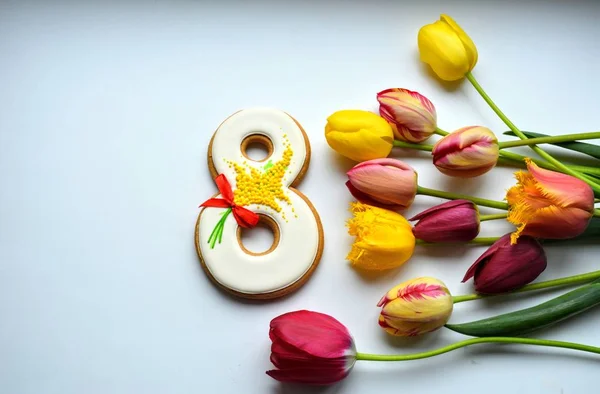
[197,108,322,295]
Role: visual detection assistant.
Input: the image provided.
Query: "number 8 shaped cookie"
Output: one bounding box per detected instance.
[195,108,324,299]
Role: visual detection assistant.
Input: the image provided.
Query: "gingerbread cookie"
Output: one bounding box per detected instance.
[195,108,324,299]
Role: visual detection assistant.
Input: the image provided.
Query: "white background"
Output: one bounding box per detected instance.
[1,1,599,393]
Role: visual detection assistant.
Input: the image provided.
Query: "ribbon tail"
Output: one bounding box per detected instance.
[214,174,235,204]
[200,198,231,208]
[233,206,260,228]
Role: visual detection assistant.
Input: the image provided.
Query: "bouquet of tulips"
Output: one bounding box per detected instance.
[266,14,600,385]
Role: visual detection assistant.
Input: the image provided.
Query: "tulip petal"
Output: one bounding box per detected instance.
[507,161,594,243]
[440,14,478,69]
[525,159,594,211]
[517,205,592,240]
[376,88,437,143]
[325,110,394,162]
[474,237,546,294]
[432,126,499,177]
[346,202,415,270]
[347,161,417,207]
[462,234,508,282]
[270,310,353,359]
[418,21,470,81]
[409,199,474,221]
[346,180,404,210]
[266,366,349,385]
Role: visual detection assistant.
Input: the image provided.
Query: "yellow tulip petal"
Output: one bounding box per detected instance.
[440,14,478,69]
[418,21,470,81]
[346,202,415,270]
[325,110,394,162]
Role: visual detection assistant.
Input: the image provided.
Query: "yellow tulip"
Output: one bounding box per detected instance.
[418,15,478,81]
[346,202,415,270]
[325,110,394,162]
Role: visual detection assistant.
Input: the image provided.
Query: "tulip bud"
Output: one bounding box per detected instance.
[346,202,416,270]
[462,233,547,294]
[346,158,418,210]
[409,200,479,242]
[378,277,453,337]
[267,310,356,385]
[377,88,437,143]
[432,126,499,178]
[507,159,594,243]
[418,14,478,81]
[325,110,394,162]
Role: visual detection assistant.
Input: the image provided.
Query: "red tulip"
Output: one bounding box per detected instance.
[267,310,357,385]
[462,233,547,294]
[409,199,479,242]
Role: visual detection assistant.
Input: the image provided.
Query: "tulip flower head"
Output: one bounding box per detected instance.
[418,14,478,81]
[377,88,437,143]
[325,110,394,162]
[432,126,499,177]
[506,159,594,244]
[462,233,547,294]
[378,277,453,336]
[410,199,480,242]
[346,202,416,270]
[267,310,356,385]
[346,158,418,210]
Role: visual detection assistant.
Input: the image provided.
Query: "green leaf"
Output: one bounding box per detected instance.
[445,282,600,337]
[503,131,600,159]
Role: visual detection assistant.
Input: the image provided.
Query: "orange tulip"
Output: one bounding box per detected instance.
[506,159,594,244]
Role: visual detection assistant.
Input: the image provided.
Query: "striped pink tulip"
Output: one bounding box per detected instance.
[267,310,356,385]
[346,158,418,210]
[378,277,453,337]
[432,126,499,177]
[377,88,438,143]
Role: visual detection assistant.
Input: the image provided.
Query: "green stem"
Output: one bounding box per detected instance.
[355,337,600,361]
[452,270,600,304]
[416,185,508,210]
[498,132,600,149]
[393,138,600,177]
[465,72,600,193]
[393,140,434,151]
[208,208,232,249]
[434,127,449,136]
[499,150,600,177]
[479,213,508,221]
[594,209,600,218]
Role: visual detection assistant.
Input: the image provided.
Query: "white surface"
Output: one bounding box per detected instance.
[198,108,321,295]
[1,1,599,393]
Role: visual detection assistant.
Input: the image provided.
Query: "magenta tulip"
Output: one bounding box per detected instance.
[267,310,356,385]
[462,233,547,294]
[409,199,479,242]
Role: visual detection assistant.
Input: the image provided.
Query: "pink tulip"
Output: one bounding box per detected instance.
[409,200,479,242]
[266,310,356,385]
[506,159,594,243]
[377,88,437,143]
[346,158,418,209]
[432,126,499,178]
[462,233,547,294]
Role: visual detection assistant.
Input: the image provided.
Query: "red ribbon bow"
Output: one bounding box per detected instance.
[200,174,260,228]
